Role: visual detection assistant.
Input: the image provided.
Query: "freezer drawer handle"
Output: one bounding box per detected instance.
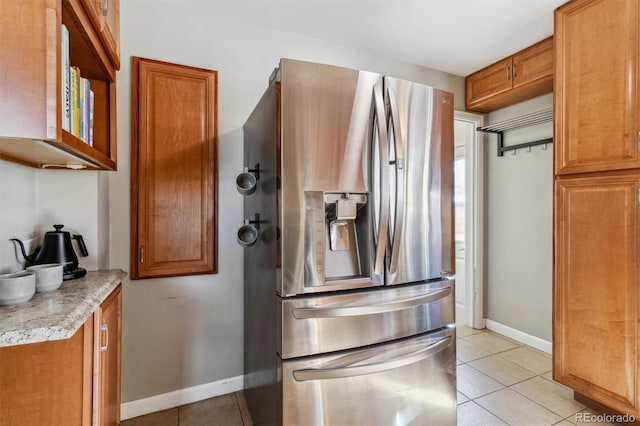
[292,286,451,319]
[292,335,452,381]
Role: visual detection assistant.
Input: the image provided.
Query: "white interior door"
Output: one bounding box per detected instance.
[454,111,484,329]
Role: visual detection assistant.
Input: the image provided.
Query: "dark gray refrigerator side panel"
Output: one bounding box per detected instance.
[385,78,455,284]
[243,81,280,426]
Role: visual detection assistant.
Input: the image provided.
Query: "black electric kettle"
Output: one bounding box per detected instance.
[11,225,89,280]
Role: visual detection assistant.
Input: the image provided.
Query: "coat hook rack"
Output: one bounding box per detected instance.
[477,108,553,157]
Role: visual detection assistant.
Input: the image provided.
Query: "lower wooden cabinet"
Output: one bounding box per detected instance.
[554,175,639,415]
[94,284,122,426]
[0,284,122,426]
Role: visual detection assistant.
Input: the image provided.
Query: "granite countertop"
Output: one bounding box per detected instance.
[0,269,126,347]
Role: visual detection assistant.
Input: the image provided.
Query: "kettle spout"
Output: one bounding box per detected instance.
[72,234,89,257]
[9,238,37,263]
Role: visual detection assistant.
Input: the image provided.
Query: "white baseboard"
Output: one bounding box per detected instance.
[120,375,244,420]
[484,319,552,354]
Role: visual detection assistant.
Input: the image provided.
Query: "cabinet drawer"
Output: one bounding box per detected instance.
[279,280,454,358]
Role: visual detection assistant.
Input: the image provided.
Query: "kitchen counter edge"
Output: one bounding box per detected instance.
[0,269,126,347]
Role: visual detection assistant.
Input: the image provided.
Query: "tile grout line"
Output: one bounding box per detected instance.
[463,369,580,424]
[457,344,549,367]
[466,352,550,379]
[457,329,572,425]
[506,375,585,420]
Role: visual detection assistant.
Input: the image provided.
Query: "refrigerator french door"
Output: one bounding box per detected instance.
[277,60,454,297]
[241,58,456,426]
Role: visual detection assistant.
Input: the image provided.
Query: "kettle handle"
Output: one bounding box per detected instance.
[72,234,89,257]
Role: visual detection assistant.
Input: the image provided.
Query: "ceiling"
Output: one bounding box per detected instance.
[194,0,568,76]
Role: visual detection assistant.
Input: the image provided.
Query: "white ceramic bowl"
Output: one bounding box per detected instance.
[0,271,36,306]
[27,263,64,293]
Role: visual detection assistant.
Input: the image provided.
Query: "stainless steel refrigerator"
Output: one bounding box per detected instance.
[239,58,456,425]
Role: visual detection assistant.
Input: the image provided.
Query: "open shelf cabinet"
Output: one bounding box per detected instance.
[0,0,117,170]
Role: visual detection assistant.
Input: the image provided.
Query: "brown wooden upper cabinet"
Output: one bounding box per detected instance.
[466,37,553,112]
[554,0,640,175]
[81,0,121,69]
[131,57,218,279]
[0,0,118,170]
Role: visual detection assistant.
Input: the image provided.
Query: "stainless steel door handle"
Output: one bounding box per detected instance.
[386,85,405,275]
[372,84,389,277]
[100,323,109,352]
[292,336,452,381]
[100,0,109,16]
[292,287,451,318]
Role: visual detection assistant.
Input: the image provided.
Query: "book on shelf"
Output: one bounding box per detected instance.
[67,67,94,145]
[89,89,95,146]
[79,77,85,142]
[61,24,70,132]
[70,66,80,138]
[84,78,91,144]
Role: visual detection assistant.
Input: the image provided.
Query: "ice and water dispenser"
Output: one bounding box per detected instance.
[304,191,372,287]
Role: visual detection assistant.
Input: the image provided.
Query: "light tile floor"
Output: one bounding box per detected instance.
[122,327,616,426]
[456,326,616,426]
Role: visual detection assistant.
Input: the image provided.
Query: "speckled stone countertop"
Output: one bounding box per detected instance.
[0,269,126,347]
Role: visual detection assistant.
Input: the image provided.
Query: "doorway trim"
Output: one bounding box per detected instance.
[454,110,485,329]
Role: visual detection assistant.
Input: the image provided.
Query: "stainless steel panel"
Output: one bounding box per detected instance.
[385,78,454,284]
[281,327,456,426]
[279,280,454,359]
[279,59,384,296]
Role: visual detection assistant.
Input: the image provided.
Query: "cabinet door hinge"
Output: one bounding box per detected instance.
[637,189,640,208]
[100,0,109,16]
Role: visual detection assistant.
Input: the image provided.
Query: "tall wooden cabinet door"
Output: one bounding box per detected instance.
[132,57,218,279]
[465,57,513,107]
[555,0,640,175]
[512,37,553,88]
[95,286,121,426]
[554,176,639,414]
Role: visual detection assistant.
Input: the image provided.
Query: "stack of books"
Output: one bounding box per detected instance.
[61,24,94,146]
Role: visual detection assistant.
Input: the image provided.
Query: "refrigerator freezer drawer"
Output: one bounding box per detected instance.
[279,280,454,359]
[280,327,456,426]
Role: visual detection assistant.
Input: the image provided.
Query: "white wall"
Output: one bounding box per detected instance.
[484,93,553,341]
[0,161,106,273]
[114,0,465,403]
[0,161,38,273]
